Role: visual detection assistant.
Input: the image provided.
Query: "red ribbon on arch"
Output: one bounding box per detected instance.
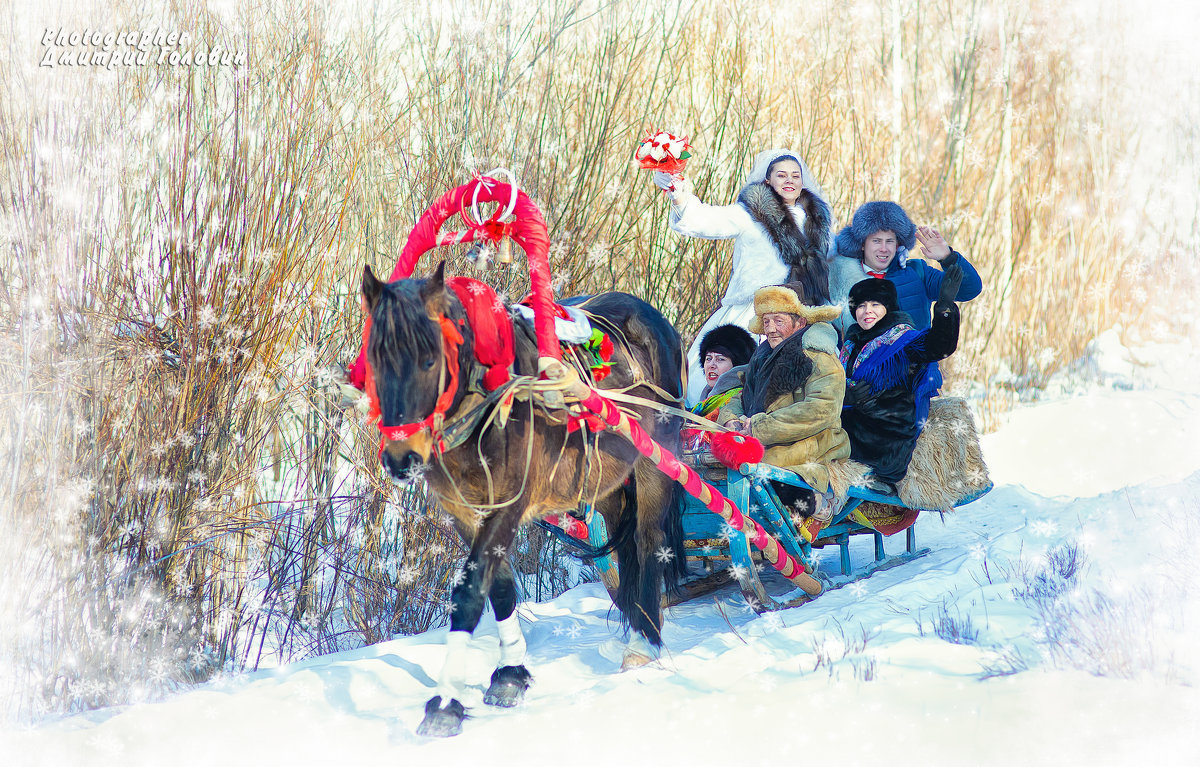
[349,177,559,391]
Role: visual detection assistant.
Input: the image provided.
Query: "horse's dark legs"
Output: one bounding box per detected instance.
[417,509,523,738]
[481,558,533,707]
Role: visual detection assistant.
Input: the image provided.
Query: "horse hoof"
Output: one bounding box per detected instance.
[620,650,654,670]
[415,696,467,738]
[482,665,533,708]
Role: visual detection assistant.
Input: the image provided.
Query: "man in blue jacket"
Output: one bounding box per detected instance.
[828,201,982,335]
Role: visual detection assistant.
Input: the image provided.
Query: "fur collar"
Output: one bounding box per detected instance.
[737,183,832,304]
[742,322,839,415]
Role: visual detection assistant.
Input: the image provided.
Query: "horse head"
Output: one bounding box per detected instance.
[362,261,461,480]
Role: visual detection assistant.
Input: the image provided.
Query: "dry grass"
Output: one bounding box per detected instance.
[0,0,1196,719]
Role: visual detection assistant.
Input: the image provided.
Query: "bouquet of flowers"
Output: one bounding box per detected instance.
[633,130,691,175]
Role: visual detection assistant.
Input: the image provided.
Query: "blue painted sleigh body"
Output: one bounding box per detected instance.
[587,461,991,611]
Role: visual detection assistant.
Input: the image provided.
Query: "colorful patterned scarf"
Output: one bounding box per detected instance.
[841,323,942,434]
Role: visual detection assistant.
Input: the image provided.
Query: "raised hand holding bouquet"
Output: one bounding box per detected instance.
[635,130,691,197]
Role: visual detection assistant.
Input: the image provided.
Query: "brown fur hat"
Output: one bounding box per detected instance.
[748,284,842,334]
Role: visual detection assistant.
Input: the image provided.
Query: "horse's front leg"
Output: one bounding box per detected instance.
[416,509,522,738]
[481,557,533,707]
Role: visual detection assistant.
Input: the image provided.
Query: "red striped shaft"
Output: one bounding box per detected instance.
[577,389,810,585]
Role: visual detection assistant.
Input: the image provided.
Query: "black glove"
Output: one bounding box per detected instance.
[937,262,964,305]
[843,379,871,407]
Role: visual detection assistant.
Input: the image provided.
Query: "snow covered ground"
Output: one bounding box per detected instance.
[4,326,1199,766]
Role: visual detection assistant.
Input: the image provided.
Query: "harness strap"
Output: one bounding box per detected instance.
[584,386,733,433]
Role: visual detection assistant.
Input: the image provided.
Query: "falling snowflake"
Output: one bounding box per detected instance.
[719,523,738,542]
[565,623,583,640]
[187,647,208,670]
[450,568,467,587]
[403,462,430,486]
[847,581,867,597]
[654,546,675,563]
[968,542,987,560]
[491,544,507,558]
[761,613,783,632]
[728,564,750,583]
[1030,519,1059,537]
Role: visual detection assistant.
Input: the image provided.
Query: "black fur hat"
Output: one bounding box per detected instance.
[699,324,756,367]
[848,278,901,317]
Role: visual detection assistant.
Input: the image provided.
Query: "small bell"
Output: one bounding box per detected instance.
[497,235,513,265]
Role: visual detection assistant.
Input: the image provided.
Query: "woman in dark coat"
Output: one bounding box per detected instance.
[839,265,963,495]
[694,323,756,405]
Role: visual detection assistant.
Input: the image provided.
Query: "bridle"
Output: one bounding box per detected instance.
[363,310,464,452]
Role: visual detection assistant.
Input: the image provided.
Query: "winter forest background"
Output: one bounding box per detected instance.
[1,0,1198,723]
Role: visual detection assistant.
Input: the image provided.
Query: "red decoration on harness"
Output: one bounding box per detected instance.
[472,217,514,243]
[543,513,589,541]
[446,277,514,392]
[347,176,559,391]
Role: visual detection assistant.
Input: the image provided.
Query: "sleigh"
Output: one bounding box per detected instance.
[572,396,993,612]
[674,466,990,611]
[674,396,992,609]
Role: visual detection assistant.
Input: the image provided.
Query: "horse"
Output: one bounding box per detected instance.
[361,261,686,737]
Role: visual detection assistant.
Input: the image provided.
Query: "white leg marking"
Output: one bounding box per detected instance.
[496,613,527,666]
[436,630,470,703]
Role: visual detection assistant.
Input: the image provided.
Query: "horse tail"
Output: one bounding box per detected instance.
[609,461,688,647]
[662,481,688,593]
[607,472,653,643]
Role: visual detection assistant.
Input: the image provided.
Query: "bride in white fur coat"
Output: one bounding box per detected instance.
[654,149,835,403]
